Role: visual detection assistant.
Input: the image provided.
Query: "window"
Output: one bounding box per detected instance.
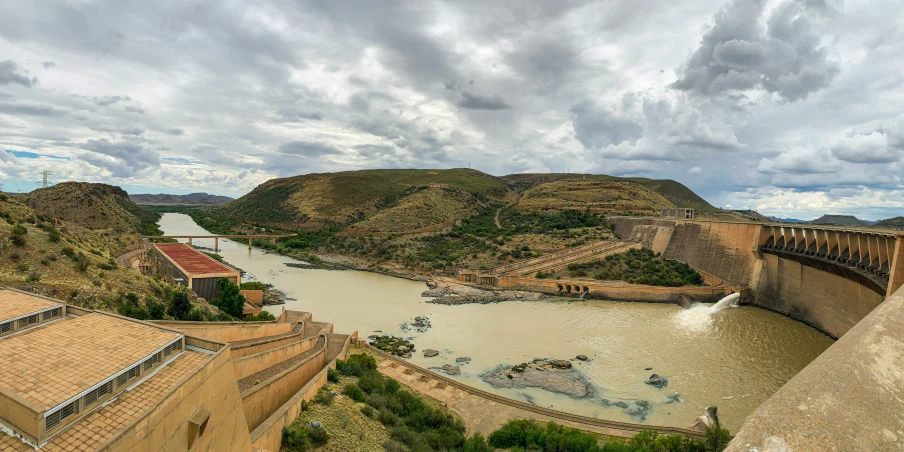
[17,314,38,329]
[142,352,162,372]
[42,307,61,320]
[84,381,112,406]
[46,400,80,431]
[163,341,181,357]
[0,321,10,334]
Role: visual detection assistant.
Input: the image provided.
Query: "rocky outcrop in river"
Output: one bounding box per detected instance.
[481,358,595,399]
[423,279,545,305]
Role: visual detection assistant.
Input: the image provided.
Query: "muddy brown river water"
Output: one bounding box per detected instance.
[159,213,834,431]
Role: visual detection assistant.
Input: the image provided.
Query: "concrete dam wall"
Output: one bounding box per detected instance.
[609,217,899,339]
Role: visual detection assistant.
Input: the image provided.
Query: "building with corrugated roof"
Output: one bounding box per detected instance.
[151,243,241,300]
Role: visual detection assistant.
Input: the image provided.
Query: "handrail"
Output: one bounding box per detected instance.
[359,342,705,439]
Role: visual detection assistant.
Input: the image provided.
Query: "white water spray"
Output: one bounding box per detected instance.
[708,293,740,313]
[673,293,740,332]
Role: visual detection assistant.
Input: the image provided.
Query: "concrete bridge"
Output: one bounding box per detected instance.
[142,234,295,251]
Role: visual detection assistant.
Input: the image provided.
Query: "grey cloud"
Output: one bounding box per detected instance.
[277,141,344,157]
[443,81,459,91]
[276,107,323,121]
[165,128,185,136]
[88,124,145,136]
[458,91,511,110]
[672,0,840,102]
[93,95,130,106]
[79,138,160,176]
[42,61,56,70]
[660,109,745,151]
[0,60,37,87]
[0,98,67,116]
[831,131,901,164]
[569,100,643,149]
[124,105,145,114]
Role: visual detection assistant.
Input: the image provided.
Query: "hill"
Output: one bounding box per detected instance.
[873,217,904,229]
[807,215,869,227]
[131,192,234,206]
[766,216,807,223]
[22,182,159,233]
[500,174,718,213]
[219,168,517,230]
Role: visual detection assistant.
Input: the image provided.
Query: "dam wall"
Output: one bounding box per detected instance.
[752,253,885,338]
[661,221,762,287]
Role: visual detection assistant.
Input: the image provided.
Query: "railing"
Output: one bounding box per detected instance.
[358,342,705,439]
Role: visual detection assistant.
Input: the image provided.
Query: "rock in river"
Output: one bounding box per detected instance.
[575,355,589,362]
[455,357,471,364]
[481,358,595,399]
[645,374,669,389]
[439,364,460,376]
[423,349,439,358]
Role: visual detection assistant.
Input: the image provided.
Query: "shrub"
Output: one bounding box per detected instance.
[187,307,205,321]
[343,383,366,402]
[61,246,75,258]
[118,293,148,320]
[9,251,20,261]
[336,353,378,377]
[308,425,329,447]
[463,433,493,452]
[74,252,90,272]
[211,278,246,317]
[239,281,266,290]
[147,300,166,320]
[312,388,334,406]
[47,228,61,243]
[327,368,341,383]
[26,271,41,282]
[360,405,376,418]
[168,291,192,320]
[282,424,312,452]
[245,310,276,321]
[16,263,28,272]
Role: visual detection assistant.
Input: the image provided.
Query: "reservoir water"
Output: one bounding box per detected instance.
[158,213,834,431]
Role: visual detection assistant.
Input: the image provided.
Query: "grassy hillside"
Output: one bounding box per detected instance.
[220,168,517,230]
[22,182,160,234]
[501,174,718,213]
[808,215,869,227]
[873,217,904,229]
[515,179,673,216]
[344,187,485,234]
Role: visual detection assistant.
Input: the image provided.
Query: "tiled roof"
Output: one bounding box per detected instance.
[155,243,238,276]
[0,350,209,451]
[0,290,61,323]
[0,313,181,411]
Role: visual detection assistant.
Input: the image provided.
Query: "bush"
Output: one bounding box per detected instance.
[327,367,341,383]
[187,307,205,321]
[312,388,334,406]
[61,246,75,258]
[360,405,376,418]
[336,353,378,377]
[245,310,276,321]
[47,228,61,243]
[211,278,246,317]
[308,425,329,447]
[282,424,312,452]
[168,291,192,320]
[10,225,27,246]
[74,252,91,272]
[117,293,148,320]
[463,432,493,452]
[26,271,41,282]
[239,281,266,290]
[147,300,166,320]
[343,383,366,402]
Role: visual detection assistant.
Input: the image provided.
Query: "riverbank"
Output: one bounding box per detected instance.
[422,278,546,305]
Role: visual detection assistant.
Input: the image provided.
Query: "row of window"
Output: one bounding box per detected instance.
[0,307,62,337]
[45,340,183,433]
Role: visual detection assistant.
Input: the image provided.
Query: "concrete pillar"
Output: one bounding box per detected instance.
[885,233,904,297]
[248,238,252,251]
[188,238,193,246]
[214,237,219,252]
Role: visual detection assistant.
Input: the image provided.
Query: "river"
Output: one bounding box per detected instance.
[158,213,834,431]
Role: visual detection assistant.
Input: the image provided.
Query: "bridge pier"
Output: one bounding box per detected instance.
[214,237,218,252]
[249,239,252,251]
[188,238,192,246]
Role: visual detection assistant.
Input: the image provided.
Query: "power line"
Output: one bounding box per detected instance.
[39,170,54,189]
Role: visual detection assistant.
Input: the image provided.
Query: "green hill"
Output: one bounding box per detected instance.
[219,168,517,230]
[873,217,904,229]
[808,215,869,227]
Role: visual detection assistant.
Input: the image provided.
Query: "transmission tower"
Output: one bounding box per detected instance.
[39,170,54,189]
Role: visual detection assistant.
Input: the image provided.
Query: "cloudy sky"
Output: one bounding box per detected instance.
[1,0,903,219]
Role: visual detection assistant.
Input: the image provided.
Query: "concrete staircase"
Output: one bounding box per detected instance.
[491,241,638,277]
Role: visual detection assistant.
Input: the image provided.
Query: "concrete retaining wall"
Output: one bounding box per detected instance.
[505,277,735,303]
[152,321,293,343]
[249,335,354,452]
[662,221,762,287]
[232,336,319,380]
[231,327,306,359]
[241,337,328,431]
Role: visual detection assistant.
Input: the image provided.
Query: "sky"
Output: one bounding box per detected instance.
[0,0,903,220]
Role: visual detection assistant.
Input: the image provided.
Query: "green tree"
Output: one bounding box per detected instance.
[168,291,191,320]
[212,278,246,317]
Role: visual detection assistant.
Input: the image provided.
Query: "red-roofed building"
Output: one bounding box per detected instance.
[151,243,241,301]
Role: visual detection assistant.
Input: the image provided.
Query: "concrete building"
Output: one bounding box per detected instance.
[151,243,241,300]
[661,208,694,219]
[0,288,250,451]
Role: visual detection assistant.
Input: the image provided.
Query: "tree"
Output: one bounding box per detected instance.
[212,278,246,317]
[168,291,191,320]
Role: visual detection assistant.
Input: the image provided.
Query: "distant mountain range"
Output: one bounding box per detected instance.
[130,192,234,206]
[807,215,871,227]
[766,216,807,223]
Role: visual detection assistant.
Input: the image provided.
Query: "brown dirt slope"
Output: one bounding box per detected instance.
[345,188,484,234]
[515,180,673,216]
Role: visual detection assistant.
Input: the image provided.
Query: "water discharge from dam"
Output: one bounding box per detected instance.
[158,213,834,431]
